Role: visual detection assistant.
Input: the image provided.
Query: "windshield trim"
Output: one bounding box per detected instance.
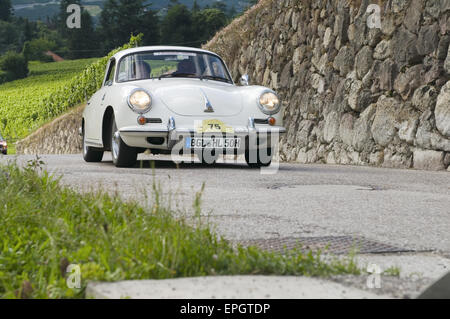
[115,50,234,85]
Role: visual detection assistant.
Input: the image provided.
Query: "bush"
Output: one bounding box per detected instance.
[0,70,7,84]
[22,38,57,62]
[0,51,29,81]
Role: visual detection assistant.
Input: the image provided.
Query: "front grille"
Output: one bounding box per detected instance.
[146,118,163,124]
[254,118,269,124]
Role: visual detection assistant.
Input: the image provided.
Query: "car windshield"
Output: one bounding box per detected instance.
[116,51,232,84]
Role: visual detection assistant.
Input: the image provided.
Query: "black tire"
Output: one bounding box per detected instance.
[245,148,272,168]
[111,114,137,167]
[82,127,103,162]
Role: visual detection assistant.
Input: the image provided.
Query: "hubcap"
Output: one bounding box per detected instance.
[112,131,120,159]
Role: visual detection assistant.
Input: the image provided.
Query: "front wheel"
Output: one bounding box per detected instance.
[111,115,137,167]
[245,148,272,168]
[82,126,103,162]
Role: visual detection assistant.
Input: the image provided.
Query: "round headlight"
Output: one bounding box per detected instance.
[128,89,152,113]
[258,91,280,115]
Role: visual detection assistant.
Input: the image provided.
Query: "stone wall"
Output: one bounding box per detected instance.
[204,0,450,170]
[16,105,84,155]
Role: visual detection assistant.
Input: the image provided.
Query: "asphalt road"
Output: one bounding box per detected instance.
[3,153,450,297]
[4,153,450,252]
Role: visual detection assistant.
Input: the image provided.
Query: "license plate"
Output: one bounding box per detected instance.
[186,137,241,149]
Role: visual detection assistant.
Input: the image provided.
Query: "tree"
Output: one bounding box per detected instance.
[0,51,29,81]
[58,0,81,37]
[55,1,100,58]
[22,38,57,61]
[0,20,19,54]
[23,19,36,42]
[66,10,99,58]
[0,0,12,21]
[228,5,237,19]
[100,0,159,52]
[169,0,179,7]
[160,4,193,46]
[192,8,227,46]
[192,0,200,12]
[211,2,227,12]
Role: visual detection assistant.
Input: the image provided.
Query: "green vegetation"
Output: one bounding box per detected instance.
[0,160,360,298]
[0,58,97,139]
[383,266,401,277]
[0,34,142,142]
[22,38,57,62]
[0,0,12,21]
[0,51,29,83]
[2,0,250,61]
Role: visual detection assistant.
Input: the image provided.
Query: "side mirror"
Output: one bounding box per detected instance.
[240,74,249,86]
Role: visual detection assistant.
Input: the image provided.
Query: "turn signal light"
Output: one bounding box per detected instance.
[268,117,276,126]
[137,116,146,125]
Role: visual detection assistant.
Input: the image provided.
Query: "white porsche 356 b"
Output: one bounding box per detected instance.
[81,46,285,167]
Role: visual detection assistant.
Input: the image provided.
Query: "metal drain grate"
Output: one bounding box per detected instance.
[239,236,416,255]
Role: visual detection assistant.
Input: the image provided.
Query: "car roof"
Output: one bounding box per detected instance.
[112,46,220,61]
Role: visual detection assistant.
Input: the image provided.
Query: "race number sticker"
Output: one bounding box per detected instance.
[196,119,234,134]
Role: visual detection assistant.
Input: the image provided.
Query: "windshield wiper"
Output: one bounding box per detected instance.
[200,75,231,83]
[157,73,175,80]
[156,73,231,83]
[171,72,199,78]
[157,73,199,80]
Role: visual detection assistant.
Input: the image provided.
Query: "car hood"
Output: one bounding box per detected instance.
[150,79,244,117]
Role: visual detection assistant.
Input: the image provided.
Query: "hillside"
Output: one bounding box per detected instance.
[0,58,97,142]
[11,0,252,21]
[204,0,450,171]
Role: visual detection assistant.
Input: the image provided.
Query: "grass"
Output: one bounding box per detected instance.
[0,159,360,299]
[383,266,401,277]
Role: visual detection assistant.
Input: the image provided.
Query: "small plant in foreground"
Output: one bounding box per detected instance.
[383,266,401,277]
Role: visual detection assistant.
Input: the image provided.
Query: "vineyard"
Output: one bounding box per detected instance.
[0,59,97,140]
[0,34,143,147]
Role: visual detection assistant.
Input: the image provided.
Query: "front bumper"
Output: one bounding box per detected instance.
[118,117,286,153]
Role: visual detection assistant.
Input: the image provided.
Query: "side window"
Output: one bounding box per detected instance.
[209,56,226,78]
[117,56,130,82]
[104,59,116,86]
